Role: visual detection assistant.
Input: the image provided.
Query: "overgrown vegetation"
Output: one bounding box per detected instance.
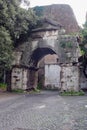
[12,89,24,93]
[0,0,38,47]
[0,27,13,70]
[12,88,40,94]
[0,0,38,83]
[79,19,87,55]
[60,90,85,96]
[60,41,72,48]
[78,20,87,78]
[0,83,7,91]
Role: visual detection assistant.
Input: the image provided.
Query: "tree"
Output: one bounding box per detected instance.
[0,26,13,82]
[0,0,38,65]
[80,20,87,54]
[0,0,38,46]
[0,0,38,83]
[0,27,13,69]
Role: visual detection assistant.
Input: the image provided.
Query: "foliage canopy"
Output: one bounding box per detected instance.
[0,0,38,82]
[0,26,13,69]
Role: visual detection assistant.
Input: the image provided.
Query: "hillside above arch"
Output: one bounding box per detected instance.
[34,4,80,34]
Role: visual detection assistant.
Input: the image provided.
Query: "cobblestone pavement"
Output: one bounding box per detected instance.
[0,91,87,130]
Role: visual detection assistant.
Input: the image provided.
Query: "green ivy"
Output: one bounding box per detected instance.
[60,41,72,48]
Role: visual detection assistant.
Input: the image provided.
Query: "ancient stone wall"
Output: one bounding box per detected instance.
[44,54,58,64]
[44,64,61,89]
[59,35,81,63]
[12,51,22,65]
[11,67,28,90]
[61,64,79,91]
[11,23,81,91]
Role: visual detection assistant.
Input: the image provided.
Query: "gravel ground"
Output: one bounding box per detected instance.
[0,90,87,130]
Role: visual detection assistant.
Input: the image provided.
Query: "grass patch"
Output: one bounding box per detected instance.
[34,88,40,92]
[12,88,40,94]
[12,89,24,93]
[26,88,40,94]
[60,90,85,96]
[0,83,7,91]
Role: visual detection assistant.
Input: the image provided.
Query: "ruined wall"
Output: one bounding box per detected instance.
[11,27,81,91]
[12,50,29,90]
[44,64,79,91]
[44,54,58,64]
[11,67,28,90]
[12,34,81,67]
[61,64,79,91]
[59,35,81,63]
[31,29,59,49]
[12,51,22,65]
[44,64,61,89]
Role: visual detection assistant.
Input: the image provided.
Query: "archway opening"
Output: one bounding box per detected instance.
[78,55,87,90]
[28,47,61,90]
[29,47,56,68]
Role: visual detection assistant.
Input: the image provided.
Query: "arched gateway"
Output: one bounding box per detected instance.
[11,19,81,91]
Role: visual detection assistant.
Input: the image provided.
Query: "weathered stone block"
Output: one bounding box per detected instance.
[61,65,79,91]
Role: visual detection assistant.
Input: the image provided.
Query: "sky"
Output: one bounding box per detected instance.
[29,0,87,27]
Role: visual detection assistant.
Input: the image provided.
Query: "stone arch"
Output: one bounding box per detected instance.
[28,47,61,90]
[11,18,81,91]
[29,47,57,68]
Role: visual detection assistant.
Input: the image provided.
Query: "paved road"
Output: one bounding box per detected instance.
[0,91,87,130]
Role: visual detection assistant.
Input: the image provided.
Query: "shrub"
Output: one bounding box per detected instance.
[0,83,7,90]
[12,89,24,93]
[60,90,85,96]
